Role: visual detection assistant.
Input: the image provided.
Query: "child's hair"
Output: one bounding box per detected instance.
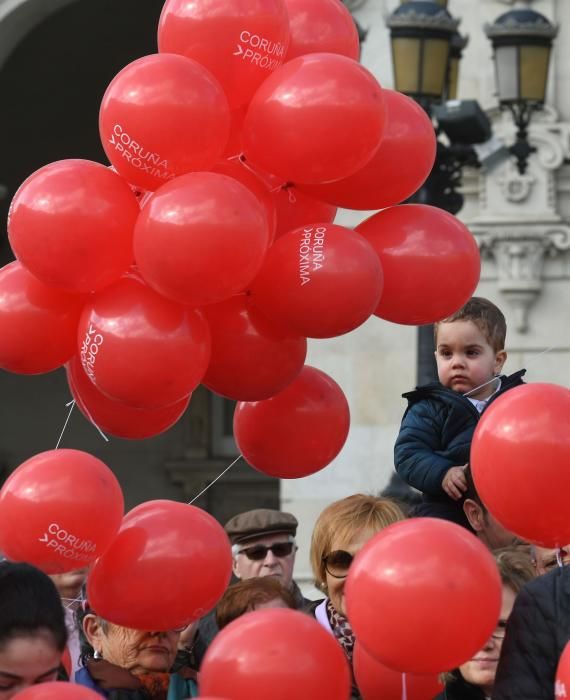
[434,297,507,353]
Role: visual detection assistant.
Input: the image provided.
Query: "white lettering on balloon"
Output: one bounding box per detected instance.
[38,522,97,563]
[233,30,286,71]
[108,125,176,182]
[556,681,568,698]
[80,323,104,384]
[299,226,326,286]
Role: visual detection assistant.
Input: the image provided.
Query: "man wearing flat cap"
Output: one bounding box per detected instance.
[226,508,300,591]
[192,508,310,666]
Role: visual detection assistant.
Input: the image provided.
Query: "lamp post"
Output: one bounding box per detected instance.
[485,8,558,175]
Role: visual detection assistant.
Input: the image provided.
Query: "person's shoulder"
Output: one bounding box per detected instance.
[402,381,443,402]
[303,598,325,615]
[498,368,527,393]
[515,565,569,608]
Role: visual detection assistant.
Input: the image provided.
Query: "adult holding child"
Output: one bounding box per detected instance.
[394,297,526,528]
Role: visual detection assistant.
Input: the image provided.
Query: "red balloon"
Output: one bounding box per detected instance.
[301,90,437,209]
[354,643,443,700]
[223,107,248,157]
[77,274,211,408]
[272,185,337,240]
[200,608,351,700]
[87,500,232,631]
[243,53,386,184]
[211,157,277,241]
[0,262,83,374]
[345,519,501,674]
[67,356,190,440]
[134,172,270,307]
[8,160,139,293]
[356,204,480,325]
[202,295,307,401]
[0,449,124,574]
[234,365,350,478]
[285,0,360,61]
[14,683,102,699]
[158,0,290,109]
[100,53,230,191]
[248,223,383,338]
[471,383,570,548]
[556,643,570,700]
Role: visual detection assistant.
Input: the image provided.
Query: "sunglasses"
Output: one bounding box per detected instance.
[322,550,354,579]
[236,542,296,561]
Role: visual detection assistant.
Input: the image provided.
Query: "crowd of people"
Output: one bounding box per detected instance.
[1,498,566,699]
[0,296,567,699]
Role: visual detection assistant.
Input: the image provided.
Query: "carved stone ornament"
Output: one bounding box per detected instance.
[477,229,570,332]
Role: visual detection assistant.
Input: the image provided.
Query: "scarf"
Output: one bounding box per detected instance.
[325,600,361,700]
[86,659,170,700]
[325,598,356,662]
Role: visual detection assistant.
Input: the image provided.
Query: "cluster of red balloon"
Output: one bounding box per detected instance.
[0,0,482,480]
[0,448,233,632]
[0,0,488,664]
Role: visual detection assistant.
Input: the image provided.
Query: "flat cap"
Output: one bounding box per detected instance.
[224,509,298,545]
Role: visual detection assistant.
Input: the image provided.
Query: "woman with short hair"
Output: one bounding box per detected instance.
[308,494,405,699]
[0,561,68,698]
[76,602,196,699]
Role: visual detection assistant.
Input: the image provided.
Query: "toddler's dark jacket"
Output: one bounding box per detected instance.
[394,369,526,525]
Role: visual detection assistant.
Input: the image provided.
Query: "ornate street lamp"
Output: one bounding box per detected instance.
[485,8,558,175]
[387,1,459,109]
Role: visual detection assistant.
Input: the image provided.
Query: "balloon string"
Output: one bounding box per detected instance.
[55,400,76,449]
[462,344,560,399]
[187,455,243,505]
[401,672,408,700]
[61,595,83,610]
[229,151,293,198]
[236,153,287,193]
[76,398,109,443]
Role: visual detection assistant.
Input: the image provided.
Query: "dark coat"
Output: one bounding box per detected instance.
[394,370,526,525]
[434,674,487,700]
[493,566,570,700]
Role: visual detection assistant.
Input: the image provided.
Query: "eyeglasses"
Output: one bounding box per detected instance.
[322,550,354,579]
[236,542,296,561]
[491,620,507,640]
